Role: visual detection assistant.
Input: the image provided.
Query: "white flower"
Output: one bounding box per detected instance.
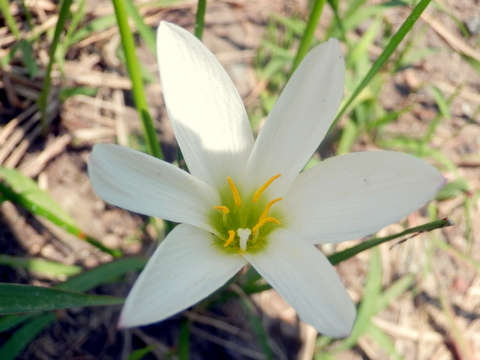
[88,21,444,337]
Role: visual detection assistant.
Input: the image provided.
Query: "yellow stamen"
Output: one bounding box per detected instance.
[252,217,280,235]
[258,197,283,222]
[224,230,236,247]
[253,174,281,203]
[213,205,230,214]
[227,177,242,207]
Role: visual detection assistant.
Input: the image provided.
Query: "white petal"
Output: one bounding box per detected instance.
[88,144,218,231]
[244,228,355,337]
[157,22,254,187]
[246,39,344,196]
[119,224,247,328]
[283,151,445,243]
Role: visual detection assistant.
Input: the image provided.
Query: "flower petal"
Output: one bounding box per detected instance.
[246,39,344,196]
[119,224,247,328]
[88,144,218,231]
[283,151,445,243]
[157,22,254,187]
[243,228,355,337]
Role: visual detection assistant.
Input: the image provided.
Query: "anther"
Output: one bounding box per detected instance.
[253,174,281,203]
[213,206,230,214]
[258,197,282,222]
[224,230,235,247]
[252,217,280,235]
[227,177,242,207]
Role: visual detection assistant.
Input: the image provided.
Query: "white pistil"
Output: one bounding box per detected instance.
[237,228,252,252]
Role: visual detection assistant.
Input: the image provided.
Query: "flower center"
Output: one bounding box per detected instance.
[210,174,283,254]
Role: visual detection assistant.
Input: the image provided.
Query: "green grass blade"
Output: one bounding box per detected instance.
[124,0,156,52]
[56,257,147,292]
[242,219,451,295]
[0,258,146,331]
[239,297,274,360]
[0,314,35,333]
[0,254,82,277]
[128,346,156,360]
[366,324,402,360]
[178,319,190,360]
[195,0,207,40]
[0,283,124,315]
[291,0,326,74]
[111,0,163,159]
[64,0,87,49]
[69,14,117,45]
[335,247,382,351]
[0,167,122,258]
[330,0,433,132]
[328,218,452,265]
[37,0,74,132]
[0,313,56,360]
[0,0,21,38]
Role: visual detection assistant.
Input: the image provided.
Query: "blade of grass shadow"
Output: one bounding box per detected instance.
[329,0,433,133]
[111,0,163,159]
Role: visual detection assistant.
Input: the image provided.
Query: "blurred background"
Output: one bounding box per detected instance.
[0,0,479,359]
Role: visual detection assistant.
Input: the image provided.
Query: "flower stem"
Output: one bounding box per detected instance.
[195,0,207,40]
[111,0,163,159]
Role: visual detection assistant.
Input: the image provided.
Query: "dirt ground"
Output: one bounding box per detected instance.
[0,0,479,359]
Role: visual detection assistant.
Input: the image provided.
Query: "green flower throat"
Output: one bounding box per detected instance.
[209,174,284,254]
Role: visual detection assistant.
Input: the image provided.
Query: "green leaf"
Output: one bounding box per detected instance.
[0,166,75,226]
[57,257,147,292]
[338,248,382,350]
[328,218,453,265]
[128,346,156,360]
[37,0,74,130]
[59,86,97,101]
[0,166,122,257]
[366,323,402,360]
[124,0,156,51]
[0,313,56,360]
[330,0,433,132]
[0,257,146,332]
[0,254,82,277]
[0,283,124,315]
[436,178,470,200]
